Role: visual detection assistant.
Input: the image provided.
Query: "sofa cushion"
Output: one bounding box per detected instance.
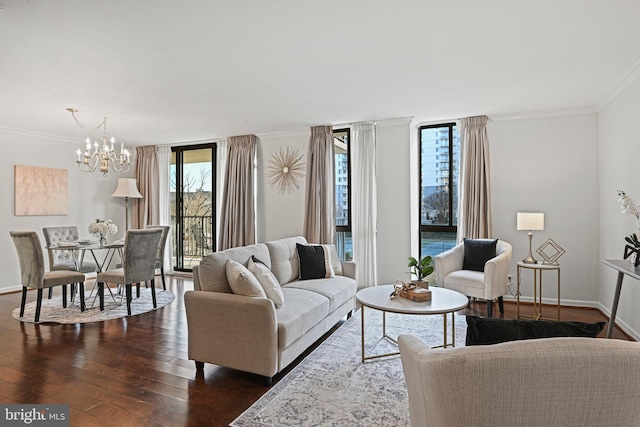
[297,243,335,280]
[283,275,356,313]
[198,243,270,293]
[226,259,267,298]
[266,236,308,285]
[463,238,497,272]
[465,316,606,346]
[248,256,284,308]
[276,288,330,348]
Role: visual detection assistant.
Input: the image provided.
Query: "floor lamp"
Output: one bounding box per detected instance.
[112,178,143,231]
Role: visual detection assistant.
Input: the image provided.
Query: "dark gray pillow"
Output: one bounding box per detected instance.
[296,243,329,280]
[465,316,606,346]
[462,238,498,272]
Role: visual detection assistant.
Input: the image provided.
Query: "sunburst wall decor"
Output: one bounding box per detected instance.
[267,146,305,194]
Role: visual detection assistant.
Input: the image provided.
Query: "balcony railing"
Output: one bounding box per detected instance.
[171,215,214,263]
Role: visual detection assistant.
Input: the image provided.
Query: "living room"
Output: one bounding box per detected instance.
[1,1,640,424]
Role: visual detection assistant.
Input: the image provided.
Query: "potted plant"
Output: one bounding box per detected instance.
[407,255,434,288]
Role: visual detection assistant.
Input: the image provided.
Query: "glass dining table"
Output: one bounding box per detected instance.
[48,240,124,273]
[47,240,125,308]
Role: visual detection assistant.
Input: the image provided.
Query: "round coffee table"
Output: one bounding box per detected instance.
[356,284,468,362]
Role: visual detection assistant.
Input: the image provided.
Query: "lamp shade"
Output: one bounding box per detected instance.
[111,178,143,199]
[516,212,544,231]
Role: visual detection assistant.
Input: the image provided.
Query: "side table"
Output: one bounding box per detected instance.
[517,261,561,320]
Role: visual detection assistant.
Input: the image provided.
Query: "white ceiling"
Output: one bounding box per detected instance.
[1,0,640,146]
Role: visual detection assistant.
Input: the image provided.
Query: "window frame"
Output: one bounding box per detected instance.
[418,122,458,259]
[334,128,352,235]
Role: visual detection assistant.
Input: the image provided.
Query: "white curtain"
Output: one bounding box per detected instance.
[303,125,335,244]
[457,116,492,241]
[351,123,378,288]
[157,146,174,275]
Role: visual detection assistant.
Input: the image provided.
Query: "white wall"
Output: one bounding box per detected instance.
[1,128,130,293]
[488,114,600,307]
[257,129,309,242]
[598,76,640,339]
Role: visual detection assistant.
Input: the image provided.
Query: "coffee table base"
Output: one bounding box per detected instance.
[360,305,456,362]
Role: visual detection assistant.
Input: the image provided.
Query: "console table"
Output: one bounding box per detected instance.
[601,259,640,338]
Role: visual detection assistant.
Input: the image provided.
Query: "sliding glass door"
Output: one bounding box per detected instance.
[171,144,216,271]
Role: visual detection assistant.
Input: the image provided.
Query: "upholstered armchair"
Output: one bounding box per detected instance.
[96,229,162,315]
[10,231,87,322]
[434,239,512,317]
[398,334,640,427]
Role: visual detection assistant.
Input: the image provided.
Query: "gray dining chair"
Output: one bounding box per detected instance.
[42,226,98,274]
[10,231,86,323]
[145,225,170,290]
[96,228,162,316]
[42,226,98,300]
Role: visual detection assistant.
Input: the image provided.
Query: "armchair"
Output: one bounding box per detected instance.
[398,334,640,427]
[434,239,512,317]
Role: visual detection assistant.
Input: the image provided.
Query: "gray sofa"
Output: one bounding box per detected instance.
[185,236,357,383]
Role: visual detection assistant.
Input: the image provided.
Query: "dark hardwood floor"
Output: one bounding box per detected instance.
[0,276,631,426]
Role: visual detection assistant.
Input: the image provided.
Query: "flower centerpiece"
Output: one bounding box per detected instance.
[616,189,640,267]
[89,218,118,247]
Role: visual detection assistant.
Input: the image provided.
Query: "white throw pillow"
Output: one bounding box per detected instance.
[225,259,266,298]
[248,256,284,308]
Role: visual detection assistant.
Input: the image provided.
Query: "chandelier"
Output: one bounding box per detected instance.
[67,108,131,175]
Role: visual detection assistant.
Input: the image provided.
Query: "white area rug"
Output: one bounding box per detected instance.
[231,308,467,427]
[12,287,175,324]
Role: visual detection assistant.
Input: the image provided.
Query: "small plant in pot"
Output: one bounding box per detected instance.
[407,255,434,288]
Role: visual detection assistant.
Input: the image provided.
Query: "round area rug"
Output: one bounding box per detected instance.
[12,287,175,324]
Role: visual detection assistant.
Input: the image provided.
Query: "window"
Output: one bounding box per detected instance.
[171,144,216,271]
[419,123,460,259]
[334,128,352,261]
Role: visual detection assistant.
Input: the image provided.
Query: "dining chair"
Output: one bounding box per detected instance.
[145,225,170,290]
[42,226,98,274]
[10,231,86,323]
[96,228,162,316]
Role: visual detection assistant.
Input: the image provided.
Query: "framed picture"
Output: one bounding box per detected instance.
[14,165,68,216]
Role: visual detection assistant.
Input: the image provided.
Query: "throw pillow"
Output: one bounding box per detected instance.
[248,256,284,308]
[225,259,266,298]
[325,244,343,276]
[462,238,498,272]
[296,243,335,280]
[465,316,606,346]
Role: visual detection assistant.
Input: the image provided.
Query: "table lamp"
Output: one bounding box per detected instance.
[516,212,544,264]
[112,178,143,231]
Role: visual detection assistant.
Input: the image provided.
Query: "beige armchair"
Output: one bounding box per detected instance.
[398,334,640,427]
[434,239,512,317]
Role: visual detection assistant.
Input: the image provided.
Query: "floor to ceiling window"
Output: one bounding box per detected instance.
[419,123,460,259]
[171,144,216,271]
[334,128,352,261]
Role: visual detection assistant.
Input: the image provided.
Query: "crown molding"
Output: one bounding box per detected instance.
[256,127,310,141]
[595,57,640,112]
[490,106,596,122]
[0,125,76,143]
